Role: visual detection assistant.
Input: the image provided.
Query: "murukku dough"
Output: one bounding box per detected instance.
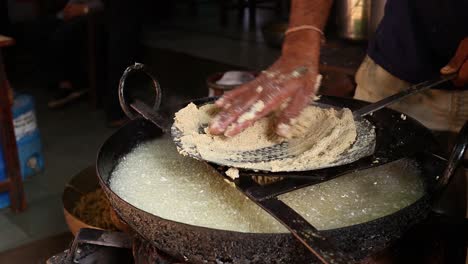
[174,103,357,172]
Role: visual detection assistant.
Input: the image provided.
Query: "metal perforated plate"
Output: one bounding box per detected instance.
[171,102,376,172]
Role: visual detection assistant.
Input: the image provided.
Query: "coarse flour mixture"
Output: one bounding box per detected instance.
[173,102,358,172]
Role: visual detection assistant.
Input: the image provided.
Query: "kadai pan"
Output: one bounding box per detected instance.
[97,111,468,264]
[104,64,468,263]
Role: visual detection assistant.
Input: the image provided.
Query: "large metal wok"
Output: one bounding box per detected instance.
[97,92,468,263]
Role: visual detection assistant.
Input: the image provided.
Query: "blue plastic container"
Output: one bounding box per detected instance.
[0,150,8,208]
[0,94,44,208]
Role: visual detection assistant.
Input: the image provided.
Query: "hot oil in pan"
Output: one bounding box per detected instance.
[110,136,285,233]
[279,160,424,229]
[110,138,425,232]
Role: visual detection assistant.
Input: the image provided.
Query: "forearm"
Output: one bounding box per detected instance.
[210,2,332,136]
[289,0,333,30]
[282,0,333,61]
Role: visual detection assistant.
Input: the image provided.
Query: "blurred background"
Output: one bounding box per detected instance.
[0,0,379,262]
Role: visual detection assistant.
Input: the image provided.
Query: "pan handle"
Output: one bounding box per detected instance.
[118,63,162,120]
[435,121,468,192]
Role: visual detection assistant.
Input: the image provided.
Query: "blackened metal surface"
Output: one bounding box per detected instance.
[253,198,357,264]
[71,228,132,250]
[46,231,134,264]
[133,236,182,264]
[96,97,461,264]
[45,213,468,264]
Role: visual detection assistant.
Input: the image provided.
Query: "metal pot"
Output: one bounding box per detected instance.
[206,71,258,97]
[96,92,468,263]
[99,65,468,263]
[335,0,370,41]
[62,167,102,236]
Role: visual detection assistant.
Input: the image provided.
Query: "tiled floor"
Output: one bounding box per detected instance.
[0,232,73,264]
[0,215,29,250]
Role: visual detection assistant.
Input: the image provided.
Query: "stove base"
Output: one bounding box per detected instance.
[47,213,467,264]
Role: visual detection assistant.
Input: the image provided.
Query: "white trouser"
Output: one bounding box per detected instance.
[354,56,468,133]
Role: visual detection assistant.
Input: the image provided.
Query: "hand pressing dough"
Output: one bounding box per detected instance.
[173,103,357,172]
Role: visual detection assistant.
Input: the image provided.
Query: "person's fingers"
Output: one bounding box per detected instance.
[276,79,316,137]
[215,75,268,108]
[259,77,300,107]
[214,59,297,108]
[224,118,257,137]
[210,72,286,134]
[224,79,301,137]
[453,62,468,87]
[209,93,260,134]
[215,84,249,108]
[441,37,468,74]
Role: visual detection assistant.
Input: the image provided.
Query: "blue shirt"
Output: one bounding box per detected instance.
[368,0,468,84]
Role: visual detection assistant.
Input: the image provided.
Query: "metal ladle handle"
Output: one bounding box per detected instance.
[354,73,457,117]
[118,63,170,131]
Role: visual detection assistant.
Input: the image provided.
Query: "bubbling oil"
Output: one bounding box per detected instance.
[110,137,424,233]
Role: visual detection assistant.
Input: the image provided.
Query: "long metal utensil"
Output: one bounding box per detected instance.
[232,177,357,264]
[354,73,457,117]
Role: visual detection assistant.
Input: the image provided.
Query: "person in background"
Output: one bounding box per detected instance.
[46,0,103,109]
[209,0,467,137]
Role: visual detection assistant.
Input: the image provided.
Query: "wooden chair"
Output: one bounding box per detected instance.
[0,35,27,212]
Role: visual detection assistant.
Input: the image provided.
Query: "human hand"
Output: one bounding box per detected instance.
[63,3,89,20]
[208,31,322,137]
[440,37,468,87]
